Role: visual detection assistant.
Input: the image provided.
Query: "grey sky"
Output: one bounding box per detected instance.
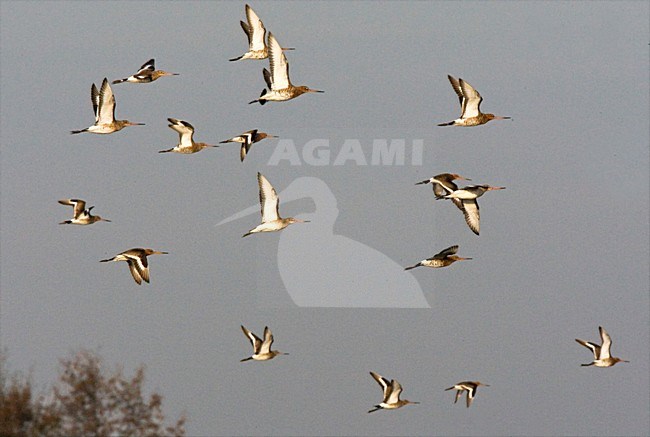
[1,1,649,435]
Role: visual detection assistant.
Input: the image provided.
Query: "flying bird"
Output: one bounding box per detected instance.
[219,129,277,161]
[112,59,178,84]
[404,245,471,270]
[100,248,167,285]
[438,75,510,127]
[368,372,419,413]
[445,381,489,408]
[71,78,144,134]
[230,4,294,61]
[442,185,505,236]
[159,118,218,154]
[58,199,110,225]
[243,172,309,237]
[575,326,629,367]
[240,325,287,362]
[249,32,323,104]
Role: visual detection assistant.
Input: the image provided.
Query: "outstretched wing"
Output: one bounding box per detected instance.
[96,78,116,124]
[245,4,266,51]
[241,325,262,354]
[267,33,290,90]
[434,245,459,259]
[458,78,482,119]
[257,172,280,222]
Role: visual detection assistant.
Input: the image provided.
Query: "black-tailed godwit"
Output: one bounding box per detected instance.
[575,326,629,367]
[159,118,218,154]
[240,325,287,361]
[368,372,419,413]
[249,33,323,104]
[219,129,277,161]
[445,381,489,408]
[438,75,510,127]
[230,4,294,61]
[112,59,178,84]
[404,245,471,270]
[243,172,309,237]
[71,78,144,134]
[58,199,110,225]
[100,248,167,285]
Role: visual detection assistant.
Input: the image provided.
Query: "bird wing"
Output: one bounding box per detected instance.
[239,131,256,162]
[461,199,480,235]
[168,118,195,149]
[134,59,155,79]
[267,33,290,90]
[466,387,475,408]
[125,260,145,284]
[599,326,612,359]
[241,130,257,161]
[245,4,266,51]
[91,83,100,122]
[59,199,86,219]
[432,177,457,198]
[126,251,149,284]
[257,172,280,222]
[241,325,262,354]
[459,78,482,119]
[244,129,258,141]
[240,144,249,162]
[97,78,116,124]
[431,177,465,210]
[386,379,403,404]
[447,75,464,108]
[575,339,600,360]
[434,245,459,259]
[262,68,273,90]
[260,326,274,354]
[369,372,391,400]
[239,20,252,45]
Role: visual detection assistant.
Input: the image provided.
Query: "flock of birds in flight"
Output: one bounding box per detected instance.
[59,3,629,415]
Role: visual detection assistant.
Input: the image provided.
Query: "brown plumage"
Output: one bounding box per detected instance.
[404,245,471,270]
[112,59,178,84]
[438,75,510,127]
[159,118,218,154]
[100,248,167,285]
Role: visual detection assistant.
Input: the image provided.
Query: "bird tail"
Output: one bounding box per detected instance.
[249,89,267,105]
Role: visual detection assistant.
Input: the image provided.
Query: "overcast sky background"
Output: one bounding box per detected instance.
[1,1,649,435]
